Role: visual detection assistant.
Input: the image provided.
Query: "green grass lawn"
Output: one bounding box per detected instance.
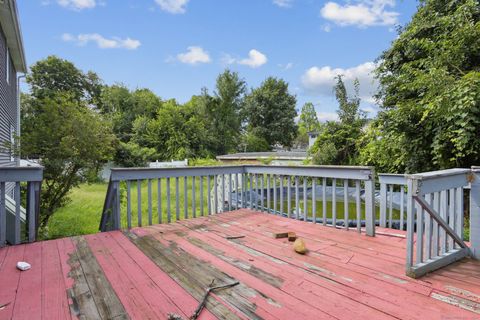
[44,179,400,239]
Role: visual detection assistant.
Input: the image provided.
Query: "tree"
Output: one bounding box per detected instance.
[21,93,116,230]
[201,70,246,155]
[310,76,366,165]
[244,77,298,148]
[295,102,320,148]
[27,55,103,104]
[371,0,480,173]
[299,102,320,132]
[132,100,213,160]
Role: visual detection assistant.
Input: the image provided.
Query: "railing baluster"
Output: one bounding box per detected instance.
[287,176,291,218]
[440,190,447,254]
[295,176,300,220]
[388,184,394,228]
[167,177,171,223]
[267,174,271,213]
[137,180,142,227]
[14,182,20,244]
[273,175,277,215]
[416,202,424,264]
[406,178,415,271]
[312,178,316,223]
[380,183,387,228]
[448,188,455,250]
[175,177,180,221]
[158,178,162,224]
[332,178,337,227]
[249,174,253,210]
[27,182,36,243]
[114,181,121,230]
[254,174,259,211]
[344,179,349,229]
[432,192,440,257]
[127,180,132,229]
[322,178,327,226]
[148,179,152,225]
[207,175,212,215]
[200,176,204,216]
[241,173,245,208]
[228,174,234,211]
[214,175,219,213]
[222,174,226,212]
[280,176,284,215]
[425,193,432,260]
[355,180,361,232]
[400,186,405,230]
[455,187,464,248]
[303,178,307,222]
[260,174,264,212]
[234,174,238,210]
[184,176,188,219]
[192,176,196,218]
[0,182,6,247]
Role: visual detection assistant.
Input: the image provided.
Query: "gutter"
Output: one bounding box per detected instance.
[16,73,25,165]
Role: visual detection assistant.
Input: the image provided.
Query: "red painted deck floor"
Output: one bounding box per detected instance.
[1,209,479,319]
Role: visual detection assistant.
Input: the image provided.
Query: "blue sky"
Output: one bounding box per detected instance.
[17,0,418,121]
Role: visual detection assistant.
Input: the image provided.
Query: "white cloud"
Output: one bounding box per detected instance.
[62,33,141,50]
[238,49,268,68]
[177,46,211,65]
[155,0,189,14]
[320,0,399,28]
[317,112,339,122]
[301,61,378,101]
[57,0,97,10]
[273,0,293,8]
[278,62,294,70]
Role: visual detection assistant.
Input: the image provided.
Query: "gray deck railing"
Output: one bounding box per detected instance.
[405,168,471,278]
[378,174,407,230]
[99,165,376,236]
[0,167,43,247]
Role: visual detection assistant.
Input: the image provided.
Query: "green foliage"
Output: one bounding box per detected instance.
[240,132,271,152]
[115,141,157,167]
[132,100,214,160]
[244,77,298,148]
[27,55,103,104]
[21,93,116,228]
[201,70,246,155]
[310,76,366,165]
[373,0,480,173]
[295,102,320,148]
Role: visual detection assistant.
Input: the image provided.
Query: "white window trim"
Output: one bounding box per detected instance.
[10,124,15,162]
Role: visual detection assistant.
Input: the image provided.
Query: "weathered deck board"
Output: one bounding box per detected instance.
[0,209,479,319]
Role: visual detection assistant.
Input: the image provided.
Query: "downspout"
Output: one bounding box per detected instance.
[16,73,25,166]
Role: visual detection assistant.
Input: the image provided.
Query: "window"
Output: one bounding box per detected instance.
[6,48,10,84]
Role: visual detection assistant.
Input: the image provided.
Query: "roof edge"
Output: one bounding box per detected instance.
[0,0,27,73]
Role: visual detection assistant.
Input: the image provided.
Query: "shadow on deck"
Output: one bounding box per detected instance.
[0,209,479,319]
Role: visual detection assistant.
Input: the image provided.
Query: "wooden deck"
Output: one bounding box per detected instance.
[1,209,479,319]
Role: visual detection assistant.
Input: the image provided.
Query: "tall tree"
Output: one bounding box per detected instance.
[369,0,480,173]
[244,77,298,148]
[298,102,320,132]
[310,76,366,165]
[202,70,246,155]
[21,93,115,230]
[27,55,103,104]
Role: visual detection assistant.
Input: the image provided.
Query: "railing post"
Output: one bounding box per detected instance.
[364,172,375,237]
[405,177,416,274]
[113,181,121,230]
[0,182,5,247]
[470,167,480,259]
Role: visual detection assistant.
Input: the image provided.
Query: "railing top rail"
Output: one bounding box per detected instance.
[406,168,471,181]
[109,165,375,181]
[378,173,406,185]
[0,166,44,182]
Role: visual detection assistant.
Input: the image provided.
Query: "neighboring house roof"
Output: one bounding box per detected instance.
[217,151,307,161]
[0,0,26,72]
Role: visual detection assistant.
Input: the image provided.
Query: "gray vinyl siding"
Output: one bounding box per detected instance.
[0,22,17,168]
[0,23,18,196]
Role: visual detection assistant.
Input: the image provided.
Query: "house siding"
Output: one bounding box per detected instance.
[0,22,18,168]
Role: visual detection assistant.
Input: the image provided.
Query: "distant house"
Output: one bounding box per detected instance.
[0,0,26,171]
[308,131,319,148]
[216,151,307,165]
